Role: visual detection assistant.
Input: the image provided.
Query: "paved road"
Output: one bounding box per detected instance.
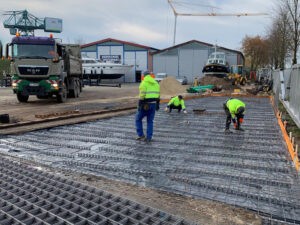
[0,84,139,123]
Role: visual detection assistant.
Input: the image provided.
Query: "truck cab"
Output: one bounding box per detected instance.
[8,35,82,103]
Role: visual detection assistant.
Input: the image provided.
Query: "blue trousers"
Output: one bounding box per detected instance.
[135,103,156,140]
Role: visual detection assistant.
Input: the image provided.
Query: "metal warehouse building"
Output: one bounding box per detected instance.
[152,40,245,83]
[81,38,157,83]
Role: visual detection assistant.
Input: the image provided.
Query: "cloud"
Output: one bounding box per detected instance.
[0,0,277,50]
[111,22,166,43]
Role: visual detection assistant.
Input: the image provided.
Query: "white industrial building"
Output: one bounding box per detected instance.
[81,39,244,84]
[152,40,245,83]
[80,38,157,83]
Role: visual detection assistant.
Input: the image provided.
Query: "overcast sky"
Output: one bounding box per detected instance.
[0,0,276,51]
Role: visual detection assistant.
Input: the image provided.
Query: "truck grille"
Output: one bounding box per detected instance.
[18,66,49,75]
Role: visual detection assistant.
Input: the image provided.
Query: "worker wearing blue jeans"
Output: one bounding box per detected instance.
[136,103,157,142]
[135,71,160,142]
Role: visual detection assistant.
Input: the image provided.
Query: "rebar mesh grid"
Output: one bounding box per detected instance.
[1,96,300,224]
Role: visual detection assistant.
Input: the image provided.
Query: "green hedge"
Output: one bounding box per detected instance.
[0,60,10,79]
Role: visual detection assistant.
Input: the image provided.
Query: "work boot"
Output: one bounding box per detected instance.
[145,138,152,143]
[236,127,245,131]
[136,135,146,141]
[224,129,232,134]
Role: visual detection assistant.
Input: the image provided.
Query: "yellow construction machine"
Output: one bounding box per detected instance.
[227,65,247,85]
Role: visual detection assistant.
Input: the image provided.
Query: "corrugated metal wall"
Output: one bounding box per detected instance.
[124,52,135,83]
[153,55,178,77]
[153,41,242,84]
[178,49,207,81]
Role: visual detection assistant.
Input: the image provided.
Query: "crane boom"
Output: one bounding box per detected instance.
[3,10,44,36]
[176,12,268,17]
[2,10,62,36]
[167,0,268,45]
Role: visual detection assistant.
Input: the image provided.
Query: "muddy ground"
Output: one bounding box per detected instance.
[0,84,262,224]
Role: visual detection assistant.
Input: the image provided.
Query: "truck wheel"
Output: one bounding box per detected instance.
[57,83,67,103]
[74,81,80,98]
[79,81,83,92]
[76,81,81,97]
[17,93,29,103]
[70,81,80,98]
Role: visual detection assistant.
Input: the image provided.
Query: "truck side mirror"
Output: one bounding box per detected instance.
[5,43,11,60]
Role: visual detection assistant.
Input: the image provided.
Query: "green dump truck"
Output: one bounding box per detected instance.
[6,35,83,103]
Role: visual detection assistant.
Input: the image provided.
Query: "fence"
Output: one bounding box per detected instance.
[273,66,300,128]
[0,76,11,87]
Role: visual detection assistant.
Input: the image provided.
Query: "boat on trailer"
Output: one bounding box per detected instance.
[202,51,229,78]
[82,57,133,80]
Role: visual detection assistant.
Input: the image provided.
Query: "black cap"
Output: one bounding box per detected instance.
[237,106,245,115]
[178,95,183,100]
[143,70,150,75]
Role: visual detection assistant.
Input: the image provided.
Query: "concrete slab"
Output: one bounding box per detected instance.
[1,96,300,223]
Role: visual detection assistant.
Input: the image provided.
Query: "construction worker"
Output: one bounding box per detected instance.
[141,71,155,81]
[165,95,187,113]
[223,98,246,133]
[135,71,160,143]
[193,77,199,87]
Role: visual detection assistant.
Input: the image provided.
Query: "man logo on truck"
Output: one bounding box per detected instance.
[26,68,40,74]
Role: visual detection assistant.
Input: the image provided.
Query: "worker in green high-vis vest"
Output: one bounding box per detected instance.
[223,98,246,134]
[135,71,160,143]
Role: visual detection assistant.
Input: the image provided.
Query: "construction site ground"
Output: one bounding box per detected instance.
[0,81,299,225]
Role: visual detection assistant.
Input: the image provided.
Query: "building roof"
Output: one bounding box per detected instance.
[81,38,158,51]
[152,39,244,58]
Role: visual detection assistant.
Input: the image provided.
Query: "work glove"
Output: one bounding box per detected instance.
[239,118,244,124]
[183,109,187,114]
[156,103,160,111]
[233,122,238,129]
[155,99,160,111]
[165,106,169,112]
[138,100,144,110]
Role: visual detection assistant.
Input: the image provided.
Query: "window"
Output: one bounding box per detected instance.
[12,44,55,59]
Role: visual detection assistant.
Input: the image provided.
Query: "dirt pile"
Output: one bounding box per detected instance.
[199,76,234,90]
[159,76,187,97]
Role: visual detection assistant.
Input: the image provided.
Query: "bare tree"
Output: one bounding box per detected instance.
[241,35,269,71]
[283,0,300,65]
[267,6,291,69]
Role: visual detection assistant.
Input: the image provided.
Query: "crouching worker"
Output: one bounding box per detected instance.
[135,71,160,143]
[165,95,187,114]
[223,98,245,134]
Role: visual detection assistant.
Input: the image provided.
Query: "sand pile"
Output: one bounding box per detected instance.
[199,76,233,90]
[159,76,187,97]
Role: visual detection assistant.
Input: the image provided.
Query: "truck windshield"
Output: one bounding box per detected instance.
[13,44,55,59]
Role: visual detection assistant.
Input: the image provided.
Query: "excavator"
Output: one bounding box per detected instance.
[227,65,247,85]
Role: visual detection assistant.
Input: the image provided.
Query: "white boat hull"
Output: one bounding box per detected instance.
[82,58,133,79]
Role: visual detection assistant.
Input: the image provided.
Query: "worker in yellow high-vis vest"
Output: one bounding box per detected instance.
[223,98,246,133]
[165,95,187,113]
[135,71,160,143]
